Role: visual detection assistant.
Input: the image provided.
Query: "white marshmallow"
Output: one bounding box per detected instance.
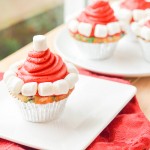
[139,17,150,26]
[116,9,132,23]
[139,19,146,26]
[107,22,121,35]
[140,26,150,41]
[68,19,79,33]
[66,63,79,74]
[33,35,48,52]
[133,9,146,22]
[65,73,78,89]
[7,76,24,94]
[21,82,37,96]
[131,22,140,36]
[9,60,24,72]
[118,21,126,32]
[78,22,92,37]
[38,82,54,96]
[53,80,69,95]
[94,24,108,38]
[3,70,16,83]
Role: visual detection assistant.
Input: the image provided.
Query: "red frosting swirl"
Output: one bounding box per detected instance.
[77,1,117,36]
[17,49,68,83]
[145,20,150,28]
[121,0,150,10]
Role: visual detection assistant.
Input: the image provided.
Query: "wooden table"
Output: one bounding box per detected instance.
[0,25,150,121]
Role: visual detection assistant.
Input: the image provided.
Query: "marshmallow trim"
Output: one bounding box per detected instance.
[68,19,123,37]
[131,22,150,41]
[33,35,48,52]
[4,61,78,96]
[116,8,150,23]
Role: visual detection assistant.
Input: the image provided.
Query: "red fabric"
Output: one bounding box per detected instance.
[0,139,25,150]
[0,70,150,150]
[79,68,150,150]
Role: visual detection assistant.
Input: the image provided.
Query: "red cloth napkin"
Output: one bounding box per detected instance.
[0,70,150,150]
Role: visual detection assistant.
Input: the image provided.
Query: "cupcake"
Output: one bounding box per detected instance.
[3,35,79,122]
[115,0,150,41]
[131,19,150,62]
[68,0,125,60]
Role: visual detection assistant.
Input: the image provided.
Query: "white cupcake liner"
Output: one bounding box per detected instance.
[74,39,117,60]
[124,23,137,42]
[15,98,67,123]
[138,38,150,62]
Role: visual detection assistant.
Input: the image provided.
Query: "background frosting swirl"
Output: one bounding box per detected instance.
[77,1,117,36]
[121,0,150,10]
[17,49,68,83]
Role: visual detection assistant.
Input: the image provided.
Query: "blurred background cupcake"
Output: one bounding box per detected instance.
[68,0,125,60]
[3,35,79,122]
[131,18,150,62]
[115,0,150,41]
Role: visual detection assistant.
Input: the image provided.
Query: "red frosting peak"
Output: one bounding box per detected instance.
[121,0,150,10]
[77,1,117,36]
[17,49,68,83]
[144,20,150,28]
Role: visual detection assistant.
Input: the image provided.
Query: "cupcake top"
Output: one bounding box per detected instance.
[131,18,150,41]
[116,0,150,23]
[68,0,123,38]
[17,36,68,83]
[4,35,78,96]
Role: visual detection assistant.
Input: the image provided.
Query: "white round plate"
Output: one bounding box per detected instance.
[55,28,150,77]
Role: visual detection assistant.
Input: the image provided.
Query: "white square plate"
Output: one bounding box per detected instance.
[0,75,136,150]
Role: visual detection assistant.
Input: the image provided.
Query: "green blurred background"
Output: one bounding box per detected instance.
[0,1,63,60]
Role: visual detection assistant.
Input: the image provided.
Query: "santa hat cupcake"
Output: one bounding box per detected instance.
[68,0,125,60]
[115,0,150,41]
[3,35,79,122]
[117,0,150,23]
